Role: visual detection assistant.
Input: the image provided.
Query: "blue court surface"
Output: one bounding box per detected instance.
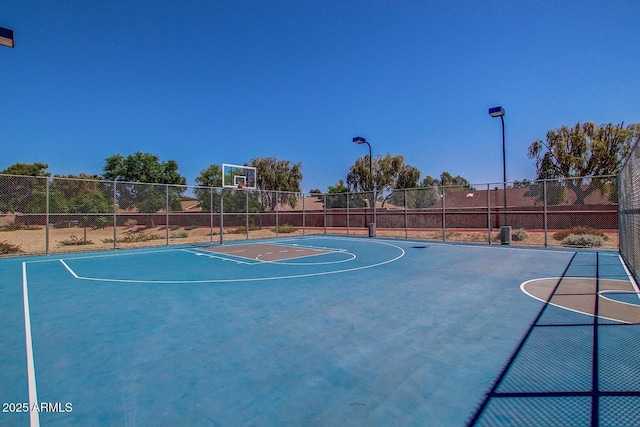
[1,236,639,426]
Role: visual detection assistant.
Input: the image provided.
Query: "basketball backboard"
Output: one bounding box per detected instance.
[222,163,257,189]
[0,27,15,48]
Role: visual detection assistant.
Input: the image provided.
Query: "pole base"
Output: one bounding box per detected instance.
[500,226,512,245]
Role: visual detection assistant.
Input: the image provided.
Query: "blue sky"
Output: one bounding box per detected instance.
[2,1,639,192]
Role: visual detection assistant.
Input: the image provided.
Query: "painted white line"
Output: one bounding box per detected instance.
[27,247,182,264]
[22,262,40,427]
[520,277,634,324]
[255,250,357,265]
[619,254,640,297]
[276,239,349,252]
[58,240,405,284]
[59,259,79,278]
[599,290,640,307]
[180,248,255,265]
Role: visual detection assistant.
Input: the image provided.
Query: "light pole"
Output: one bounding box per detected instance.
[0,27,15,48]
[488,106,510,244]
[353,136,375,237]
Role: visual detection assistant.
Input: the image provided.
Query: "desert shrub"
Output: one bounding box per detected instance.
[126,232,162,243]
[553,226,606,241]
[0,240,23,254]
[229,225,261,234]
[102,231,163,244]
[124,219,138,229]
[272,224,298,233]
[1,223,41,232]
[0,222,20,231]
[59,235,94,246]
[170,231,188,239]
[512,229,529,241]
[561,234,604,248]
[185,225,199,230]
[159,225,182,231]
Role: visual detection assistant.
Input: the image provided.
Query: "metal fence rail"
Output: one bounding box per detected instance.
[0,174,619,256]
[618,139,640,281]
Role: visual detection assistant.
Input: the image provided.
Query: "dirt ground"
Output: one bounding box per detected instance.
[0,227,618,254]
[0,225,619,256]
[0,225,302,255]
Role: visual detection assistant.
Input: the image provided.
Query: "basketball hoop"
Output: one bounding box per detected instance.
[222,163,257,190]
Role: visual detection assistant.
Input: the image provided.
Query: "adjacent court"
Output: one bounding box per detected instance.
[1,236,639,426]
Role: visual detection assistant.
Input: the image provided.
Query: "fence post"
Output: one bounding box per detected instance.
[165,184,169,246]
[113,181,117,250]
[404,189,408,240]
[442,186,446,241]
[45,178,50,255]
[275,191,279,238]
[219,189,224,244]
[487,183,492,244]
[323,194,327,235]
[543,179,548,247]
[209,187,213,244]
[302,193,306,236]
[346,192,350,236]
[246,189,250,240]
[373,189,377,234]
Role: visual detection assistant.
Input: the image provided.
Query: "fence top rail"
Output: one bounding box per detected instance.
[0,173,620,196]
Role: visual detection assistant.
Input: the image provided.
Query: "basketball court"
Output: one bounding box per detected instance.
[1,236,639,426]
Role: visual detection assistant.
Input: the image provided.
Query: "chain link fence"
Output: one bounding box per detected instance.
[619,138,640,281]
[0,174,619,257]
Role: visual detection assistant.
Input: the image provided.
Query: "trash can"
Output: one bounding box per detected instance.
[368,222,376,237]
[500,225,512,245]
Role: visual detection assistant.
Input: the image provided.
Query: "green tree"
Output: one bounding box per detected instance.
[528,122,639,204]
[50,174,112,231]
[347,153,421,207]
[0,162,51,213]
[403,172,471,209]
[194,164,222,212]
[68,191,112,221]
[21,186,68,214]
[68,190,113,242]
[250,157,303,210]
[405,186,439,208]
[53,173,105,200]
[435,172,473,191]
[324,180,367,209]
[419,172,473,192]
[2,162,50,176]
[328,180,350,193]
[103,152,186,187]
[102,152,187,225]
[512,179,532,189]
